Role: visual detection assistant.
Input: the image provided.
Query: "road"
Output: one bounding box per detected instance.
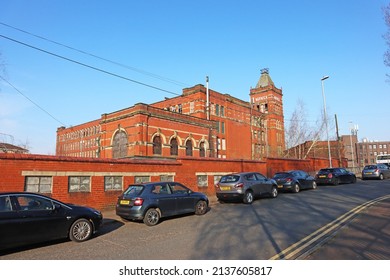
[1,179,390,260]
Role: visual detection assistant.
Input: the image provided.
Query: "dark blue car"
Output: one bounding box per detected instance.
[116,181,209,226]
[273,170,317,193]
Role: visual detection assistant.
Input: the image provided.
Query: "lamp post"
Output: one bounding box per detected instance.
[321,75,332,167]
[349,122,358,172]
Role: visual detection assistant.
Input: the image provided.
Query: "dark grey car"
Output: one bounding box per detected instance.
[215,172,278,204]
[116,181,209,226]
[362,164,390,180]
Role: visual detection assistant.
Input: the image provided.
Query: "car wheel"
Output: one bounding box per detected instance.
[69,218,93,242]
[379,174,384,180]
[243,191,254,204]
[292,183,300,193]
[351,176,357,183]
[195,200,207,215]
[270,186,278,198]
[312,181,317,189]
[143,208,160,226]
[333,178,339,185]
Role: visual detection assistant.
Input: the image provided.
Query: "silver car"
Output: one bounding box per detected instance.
[215,172,278,204]
[362,164,390,180]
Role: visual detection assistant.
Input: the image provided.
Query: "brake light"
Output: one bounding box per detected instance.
[235,183,244,189]
[133,198,144,206]
[375,169,379,173]
[286,178,292,182]
[327,173,333,178]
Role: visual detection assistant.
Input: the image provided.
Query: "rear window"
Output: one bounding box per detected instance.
[273,173,290,179]
[220,175,240,183]
[123,185,144,196]
[364,165,377,170]
[319,169,333,173]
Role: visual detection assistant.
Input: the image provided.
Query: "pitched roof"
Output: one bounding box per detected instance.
[256,68,275,88]
[0,142,29,153]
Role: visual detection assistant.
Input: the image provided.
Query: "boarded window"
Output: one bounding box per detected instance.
[170,138,178,156]
[104,176,123,191]
[25,176,52,193]
[186,140,193,156]
[112,130,128,158]
[69,176,91,192]
[153,136,162,155]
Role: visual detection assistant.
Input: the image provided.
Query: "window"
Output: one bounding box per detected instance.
[112,130,128,158]
[215,104,220,116]
[178,104,182,113]
[221,122,225,134]
[199,142,206,157]
[170,138,178,156]
[15,195,54,211]
[0,196,12,212]
[135,176,150,184]
[69,176,91,192]
[190,102,194,113]
[186,140,193,156]
[25,176,52,193]
[197,175,208,187]
[104,176,122,191]
[153,136,162,155]
[160,175,174,182]
[220,106,225,117]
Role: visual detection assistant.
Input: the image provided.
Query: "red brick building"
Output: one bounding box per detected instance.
[56,69,285,160]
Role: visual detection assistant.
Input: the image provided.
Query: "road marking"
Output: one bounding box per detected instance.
[269,194,390,260]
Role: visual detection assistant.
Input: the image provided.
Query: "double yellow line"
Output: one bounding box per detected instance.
[270,194,390,260]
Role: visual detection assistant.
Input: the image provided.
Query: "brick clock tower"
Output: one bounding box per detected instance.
[250,68,285,158]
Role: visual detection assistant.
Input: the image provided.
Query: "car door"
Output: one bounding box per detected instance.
[0,194,22,249]
[12,194,68,245]
[297,171,311,189]
[150,183,176,217]
[169,182,195,214]
[254,173,271,195]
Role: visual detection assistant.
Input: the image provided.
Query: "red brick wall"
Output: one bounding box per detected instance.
[0,153,336,210]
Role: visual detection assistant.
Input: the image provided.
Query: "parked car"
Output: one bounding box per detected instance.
[0,192,102,251]
[315,168,357,185]
[362,164,390,180]
[273,170,317,193]
[215,172,278,204]
[116,181,209,226]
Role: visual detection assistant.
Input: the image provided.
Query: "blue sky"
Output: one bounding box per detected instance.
[0,0,389,154]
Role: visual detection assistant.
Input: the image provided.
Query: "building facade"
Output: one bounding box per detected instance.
[356,139,390,166]
[56,69,285,160]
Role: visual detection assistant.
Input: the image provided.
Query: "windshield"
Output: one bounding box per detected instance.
[364,165,377,170]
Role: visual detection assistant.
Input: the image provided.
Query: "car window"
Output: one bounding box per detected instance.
[273,173,289,179]
[254,173,266,180]
[15,195,54,211]
[364,165,376,170]
[245,173,257,181]
[152,183,172,194]
[124,185,144,196]
[0,196,12,212]
[220,175,240,183]
[170,183,188,194]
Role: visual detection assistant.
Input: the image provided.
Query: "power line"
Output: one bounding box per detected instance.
[0,22,190,87]
[0,75,67,126]
[0,34,182,97]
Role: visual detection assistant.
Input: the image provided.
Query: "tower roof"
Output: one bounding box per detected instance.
[256,68,274,88]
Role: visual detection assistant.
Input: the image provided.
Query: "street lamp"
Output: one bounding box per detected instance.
[321,75,332,167]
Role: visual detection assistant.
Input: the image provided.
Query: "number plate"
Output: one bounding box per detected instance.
[319,175,326,178]
[220,186,230,191]
[119,200,130,205]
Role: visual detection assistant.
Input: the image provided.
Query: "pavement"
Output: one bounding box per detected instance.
[102,196,390,260]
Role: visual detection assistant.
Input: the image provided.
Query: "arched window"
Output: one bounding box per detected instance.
[112,130,128,158]
[170,138,178,156]
[185,140,193,156]
[153,136,162,155]
[199,142,206,157]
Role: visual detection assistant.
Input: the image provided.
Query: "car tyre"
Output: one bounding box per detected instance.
[195,200,207,215]
[69,218,93,242]
[292,183,300,193]
[333,178,340,186]
[143,208,160,226]
[243,191,254,204]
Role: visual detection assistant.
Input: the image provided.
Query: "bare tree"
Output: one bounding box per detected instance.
[284,99,328,159]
